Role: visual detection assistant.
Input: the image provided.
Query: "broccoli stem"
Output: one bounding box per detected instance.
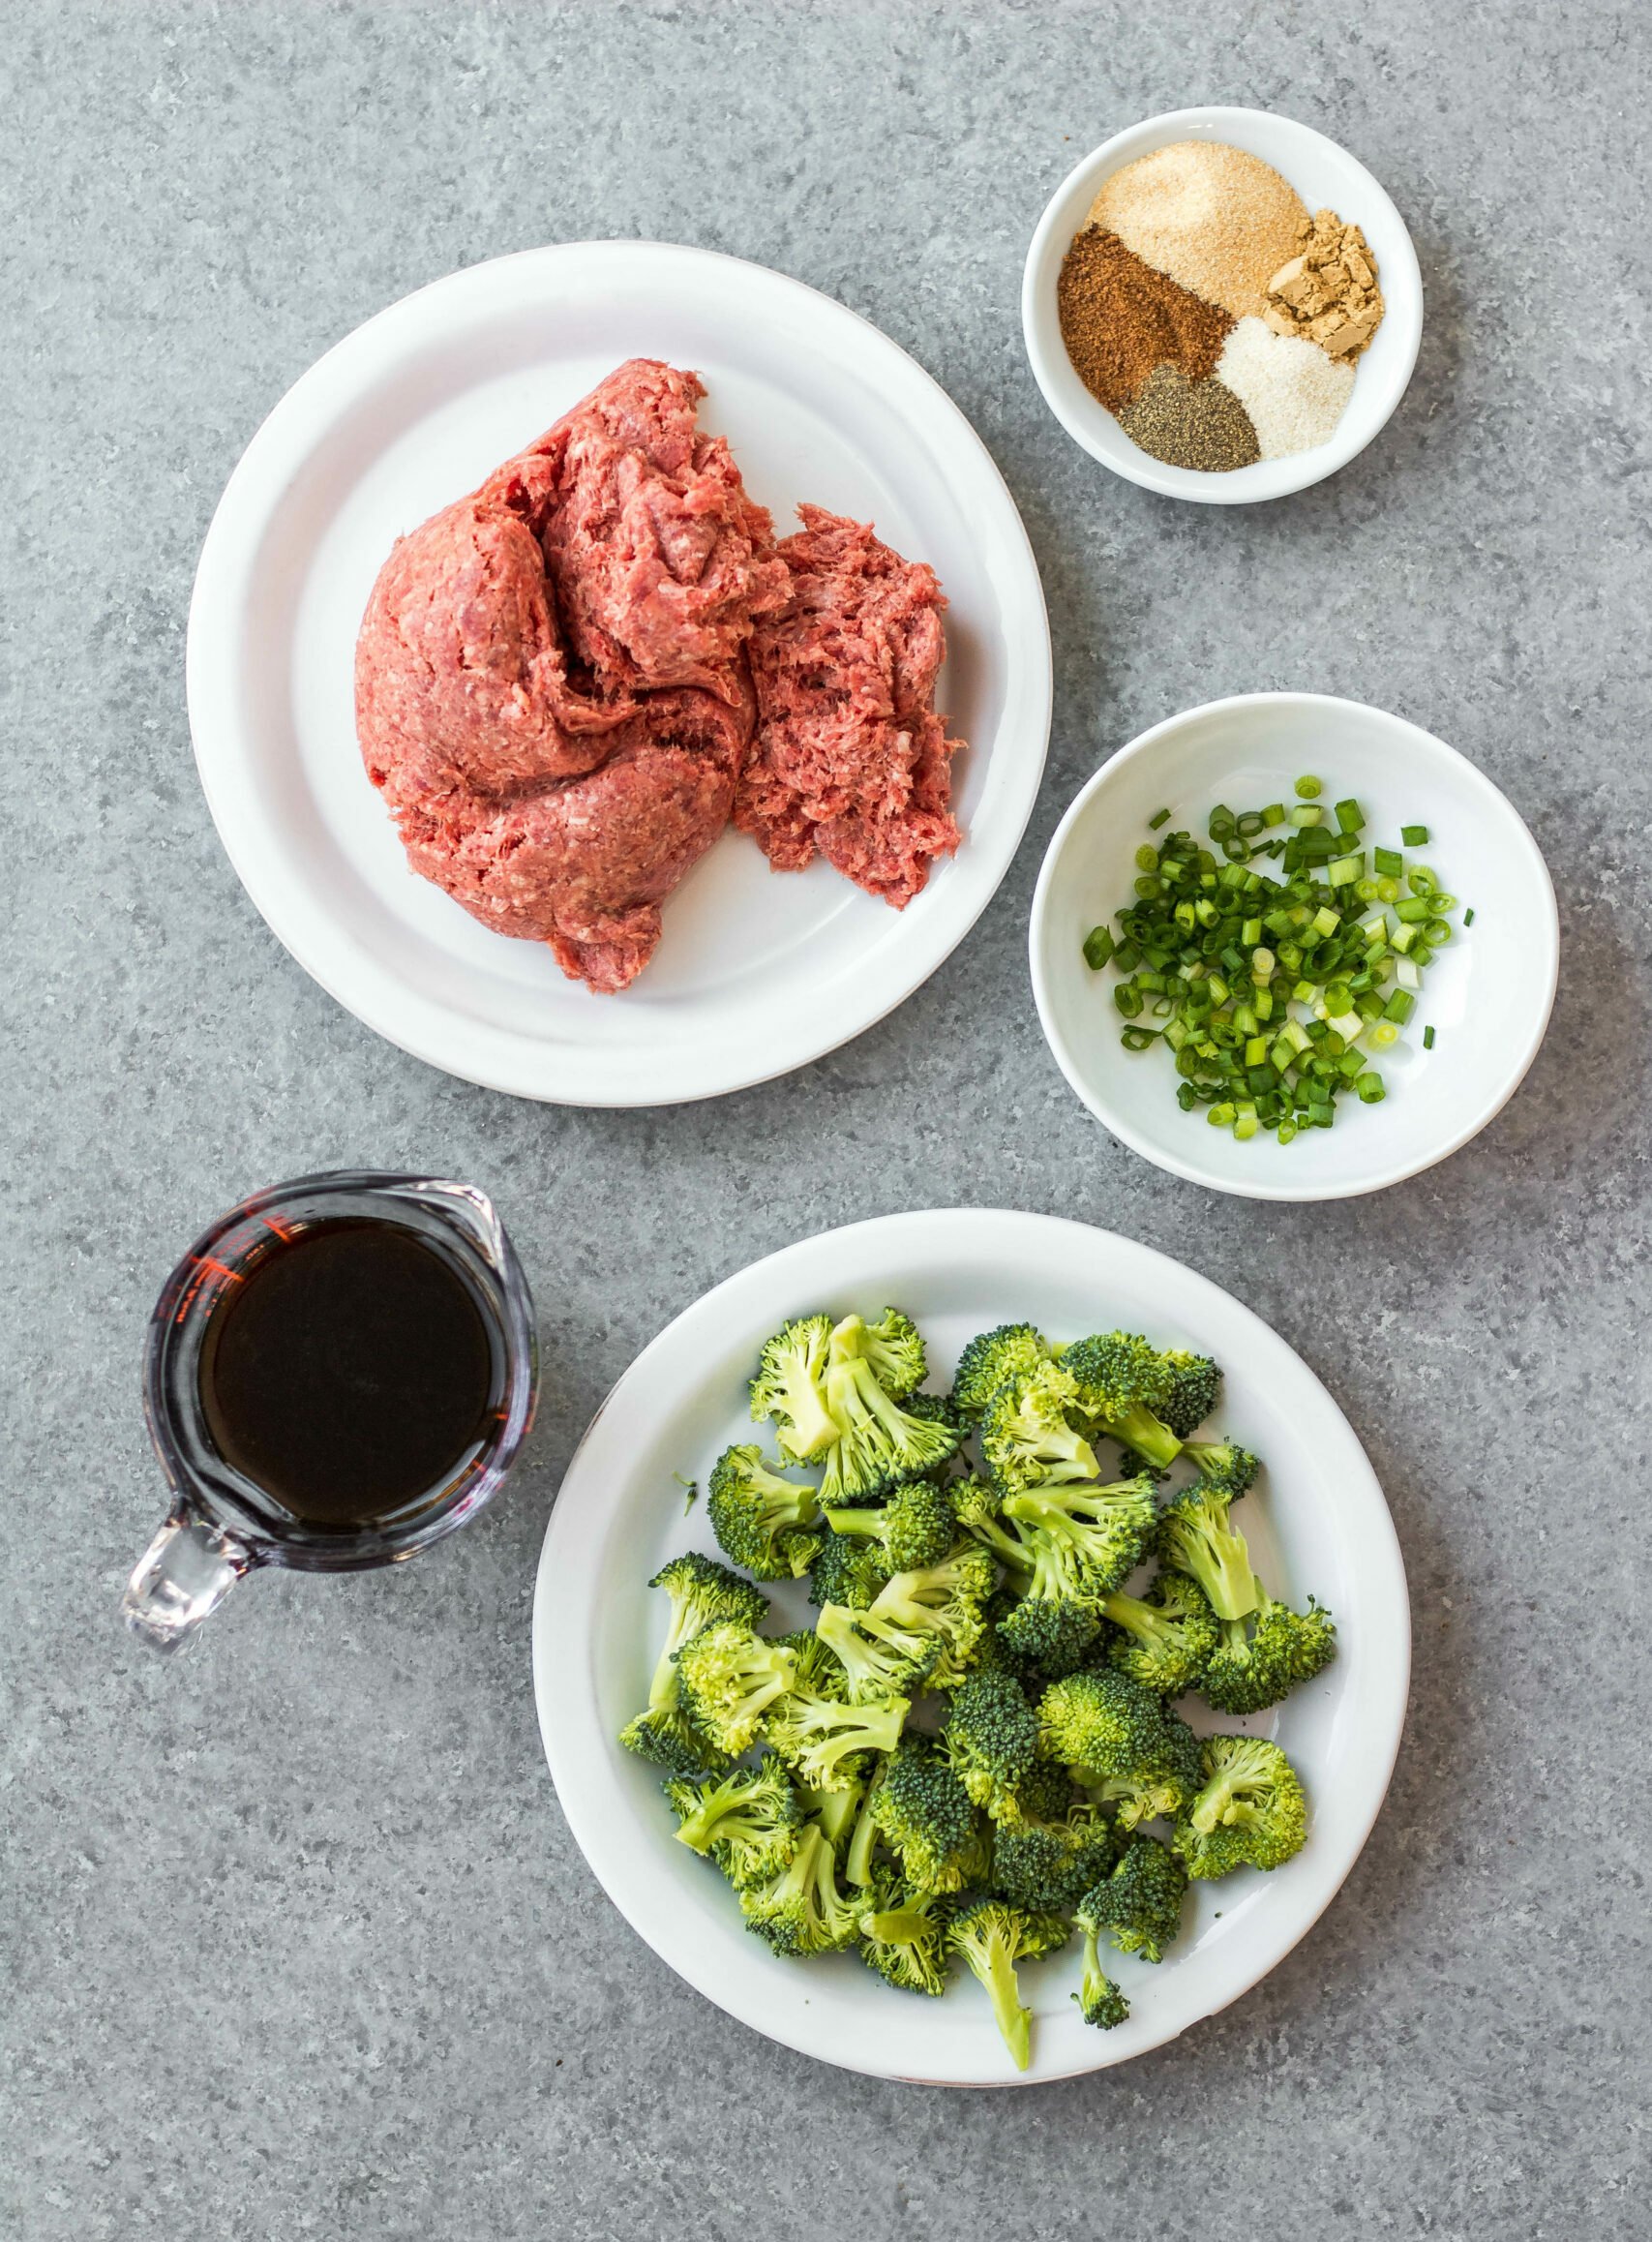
[821,1506,885,1540]
[860,1903,932,1943]
[1100,1402,1182,1471]
[778,1372,838,1461]
[954,1928,1031,2069]
[1098,1589,1177,1648]
[846,1788,881,1887]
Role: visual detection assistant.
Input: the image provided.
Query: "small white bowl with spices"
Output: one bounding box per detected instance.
[1022,108,1423,502]
[1029,694,1559,1201]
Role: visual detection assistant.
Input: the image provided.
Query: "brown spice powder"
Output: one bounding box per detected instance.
[1057,227,1233,415]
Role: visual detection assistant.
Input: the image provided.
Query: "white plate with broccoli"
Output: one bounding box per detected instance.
[531,1208,1408,2085]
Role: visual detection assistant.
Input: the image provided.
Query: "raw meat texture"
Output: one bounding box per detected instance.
[394,736,737,995]
[738,505,964,908]
[355,358,788,991]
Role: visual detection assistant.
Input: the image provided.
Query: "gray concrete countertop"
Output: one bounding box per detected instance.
[5,4,1648,2235]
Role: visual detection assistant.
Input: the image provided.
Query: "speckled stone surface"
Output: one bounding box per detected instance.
[4,3,1649,2234]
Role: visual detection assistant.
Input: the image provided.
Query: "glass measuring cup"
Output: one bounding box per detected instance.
[123,1170,538,1651]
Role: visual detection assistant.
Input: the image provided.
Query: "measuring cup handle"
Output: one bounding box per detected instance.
[122,1511,255,1651]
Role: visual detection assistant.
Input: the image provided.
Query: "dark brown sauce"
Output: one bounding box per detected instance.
[197,1219,495,1529]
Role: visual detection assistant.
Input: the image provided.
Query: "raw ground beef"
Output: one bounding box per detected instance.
[355,361,966,992]
[356,359,787,992]
[737,506,963,907]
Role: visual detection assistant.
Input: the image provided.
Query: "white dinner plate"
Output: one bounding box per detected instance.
[531,1208,1409,2085]
[187,243,1052,1105]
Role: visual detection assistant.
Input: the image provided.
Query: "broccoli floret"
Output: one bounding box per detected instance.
[1101,1570,1220,1696]
[765,1649,909,1793]
[992,1796,1118,1913]
[855,1308,929,1402]
[738,1819,862,1954]
[750,1313,838,1461]
[674,1622,797,1758]
[1158,1484,1261,1622]
[947,1898,1069,2070]
[822,1477,956,1571]
[992,1756,1078,1830]
[902,1389,969,1473]
[949,1475,1036,1574]
[1036,1666,1167,1784]
[817,1600,939,1700]
[856,1872,953,1996]
[818,1317,961,1503]
[979,1362,1099,1497]
[617,1704,729,1779]
[870,1736,982,1894]
[1061,1330,1184,1472]
[617,1553,768,1773]
[1156,1348,1223,1439]
[1080,1702,1206,1833]
[951,1323,1051,1420]
[1082,1834,1187,1962]
[943,1669,1039,1815]
[994,1592,1102,1679]
[1174,1735,1308,1879]
[1180,1438,1260,1499]
[1070,1894,1131,2031]
[864,1543,996,1687]
[806,1530,891,1612]
[817,1542,993,1700]
[1002,1474,1158,1601]
[663,1751,803,1887]
[1200,1586,1337,1715]
[706,1443,823,1580]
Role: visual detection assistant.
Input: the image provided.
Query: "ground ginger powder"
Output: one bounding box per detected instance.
[1264,210,1385,360]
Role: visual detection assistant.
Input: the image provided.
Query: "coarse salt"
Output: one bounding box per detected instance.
[1215,317,1356,461]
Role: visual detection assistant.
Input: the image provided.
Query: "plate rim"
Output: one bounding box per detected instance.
[530,1205,1411,2085]
[1027,690,1560,1202]
[185,238,1054,1106]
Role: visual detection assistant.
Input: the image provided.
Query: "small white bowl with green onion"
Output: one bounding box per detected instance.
[1029,693,1558,1200]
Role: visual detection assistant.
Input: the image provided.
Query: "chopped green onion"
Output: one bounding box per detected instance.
[1463,907,1475,927]
[1401,823,1428,846]
[1091,781,1464,1149]
[1424,1024,1436,1050]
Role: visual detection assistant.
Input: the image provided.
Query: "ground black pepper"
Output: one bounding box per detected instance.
[1116,363,1260,471]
